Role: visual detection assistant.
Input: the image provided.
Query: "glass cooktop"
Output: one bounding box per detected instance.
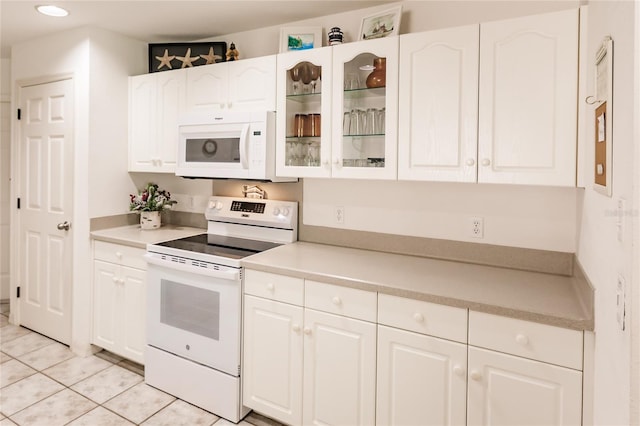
[155,233,281,260]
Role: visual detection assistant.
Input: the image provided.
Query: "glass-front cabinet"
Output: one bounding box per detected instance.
[276,47,333,178]
[276,37,398,179]
[331,36,398,179]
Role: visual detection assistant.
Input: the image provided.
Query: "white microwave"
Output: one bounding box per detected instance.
[176,111,294,182]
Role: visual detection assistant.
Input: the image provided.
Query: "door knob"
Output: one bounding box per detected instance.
[57,221,71,231]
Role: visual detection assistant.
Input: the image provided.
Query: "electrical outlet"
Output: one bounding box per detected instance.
[617,274,626,331]
[335,206,345,224]
[470,217,484,238]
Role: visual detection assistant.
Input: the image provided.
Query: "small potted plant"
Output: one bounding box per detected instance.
[129,183,177,230]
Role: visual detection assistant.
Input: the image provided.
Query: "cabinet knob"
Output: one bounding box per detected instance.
[266,283,275,291]
[112,277,118,283]
[115,252,122,259]
[466,158,475,166]
[292,324,301,333]
[470,370,482,381]
[515,333,529,346]
[333,158,341,167]
[331,296,342,306]
[322,160,330,168]
[413,312,425,323]
[453,365,465,376]
[303,327,312,335]
[481,158,491,167]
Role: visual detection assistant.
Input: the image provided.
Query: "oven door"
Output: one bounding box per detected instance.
[146,258,242,376]
[176,122,251,179]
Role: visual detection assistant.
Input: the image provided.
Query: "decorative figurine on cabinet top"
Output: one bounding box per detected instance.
[328,27,343,45]
[226,42,239,61]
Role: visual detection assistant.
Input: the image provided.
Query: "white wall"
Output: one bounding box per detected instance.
[576,1,636,425]
[0,58,10,300]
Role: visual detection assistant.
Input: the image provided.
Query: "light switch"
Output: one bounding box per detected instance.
[617,198,626,243]
[617,274,626,331]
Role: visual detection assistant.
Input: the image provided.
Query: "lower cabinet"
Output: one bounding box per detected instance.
[92,241,147,364]
[376,325,467,426]
[242,269,586,426]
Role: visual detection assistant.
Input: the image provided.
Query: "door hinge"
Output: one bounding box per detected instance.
[16,286,20,298]
[17,109,21,120]
[16,198,20,209]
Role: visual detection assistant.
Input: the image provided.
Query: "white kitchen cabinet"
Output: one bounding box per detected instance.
[377,325,467,426]
[376,294,468,426]
[303,308,377,426]
[467,311,583,426]
[92,241,147,364]
[128,70,185,172]
[397,24,480,183]
[186,55,276,112]
[243,295,303,425]
[398,9,579,187]
[467,347,582,426]
[242,271,377,426]
[276,47,333,178]
[332,36,399,180]
[478,9,578,186]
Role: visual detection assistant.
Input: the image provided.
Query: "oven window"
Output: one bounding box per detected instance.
[185,137,240,163]
[160,279,220,340]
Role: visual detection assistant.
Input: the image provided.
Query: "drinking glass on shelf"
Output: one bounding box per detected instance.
[309,65,321,94]
[350,109,366,135]
[365,108,377,135]
[343,112,351,136]
[300,63,312,94]
[286,141,296,166]
[344,73,360,90]
[289,66,301,95]
[376,108,385,134]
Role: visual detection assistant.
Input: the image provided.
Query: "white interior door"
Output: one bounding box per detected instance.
[18,78,74,344]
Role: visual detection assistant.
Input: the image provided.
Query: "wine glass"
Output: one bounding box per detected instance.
[289,65,301,95]
[299,62,312,94]
[309,65,320,93]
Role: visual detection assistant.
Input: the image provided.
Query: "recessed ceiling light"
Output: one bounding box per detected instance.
[36,5,69,17]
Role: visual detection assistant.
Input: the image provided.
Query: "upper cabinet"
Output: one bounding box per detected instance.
[129,70,185,173]
[275,37,399,180]
[398,24,480,183]
[186,55,277,111]
[398,9,579,187]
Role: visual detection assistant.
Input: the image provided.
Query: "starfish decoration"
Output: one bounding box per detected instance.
[176,48,200,68]
[155,49,175,70]
[200,47,222,65]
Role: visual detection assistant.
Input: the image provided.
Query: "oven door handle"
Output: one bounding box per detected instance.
[144,253,240,281]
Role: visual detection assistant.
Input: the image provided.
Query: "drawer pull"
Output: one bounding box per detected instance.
[303,327,312,335]
[453,365,465,376]
[292,324,301,333]
[266,283,275,291]
[470,370,482,381]
[413,312,425,323]
[331,296,342,306]
[515,333,529,346]
[112,277,118,283]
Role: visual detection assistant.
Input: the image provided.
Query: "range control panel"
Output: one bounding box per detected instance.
[205,196,298,230]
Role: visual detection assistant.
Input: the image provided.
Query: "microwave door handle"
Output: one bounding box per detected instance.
[240,123,250,169]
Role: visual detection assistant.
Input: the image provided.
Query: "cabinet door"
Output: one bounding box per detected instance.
[398,25,479,183]
[186,63,228,111]
[243,296,303,426]
[303,309,376,426]
[276,47,333,178]
[155,69,185,172]
[128,74,157,171]
[478,9,578,186]
[332,37,399,180]
[120,266,146,364]
[228,55,277,111]
[92,260,119,353]
[377,325,467,426]
[467,346,582,426]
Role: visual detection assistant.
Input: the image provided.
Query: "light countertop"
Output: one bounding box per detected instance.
[242,241,593,331]
[90,225,205,249]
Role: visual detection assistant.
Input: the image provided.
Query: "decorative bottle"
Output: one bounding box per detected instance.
[366,57,386,88]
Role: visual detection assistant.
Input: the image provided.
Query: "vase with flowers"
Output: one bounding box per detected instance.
[129,183,177,230]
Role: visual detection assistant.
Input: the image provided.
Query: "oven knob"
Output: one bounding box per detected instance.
[281,207,290,217]
[215,201,223,210]
[273,207,280,216]
[185,344,190,351]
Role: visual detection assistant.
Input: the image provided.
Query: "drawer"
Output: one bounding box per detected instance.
[94,241,146,270]
[469,311,583,370]
[244,269,304,306]
[378,294,468,343]
[304,280,376,322]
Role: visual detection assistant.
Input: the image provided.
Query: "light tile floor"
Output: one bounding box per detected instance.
[0,302,282,426]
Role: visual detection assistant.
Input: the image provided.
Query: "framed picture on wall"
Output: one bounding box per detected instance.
[279,27,322,53]
[359,6,402,41]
